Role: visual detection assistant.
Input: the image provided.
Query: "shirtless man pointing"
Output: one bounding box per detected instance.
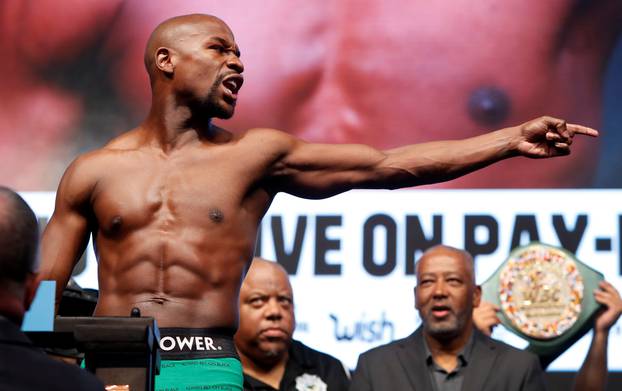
[38,14,598,390]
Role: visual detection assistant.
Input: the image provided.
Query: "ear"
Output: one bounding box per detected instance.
[23,272,40,311]
[473,285,482,308]
[155,47,175,76]
[291,305,296,331]
[414,286,420,310]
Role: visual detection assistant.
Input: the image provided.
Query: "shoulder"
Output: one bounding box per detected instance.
[57,131,141,201]
[360,334,412,358]
[472,333,545,390]
[241,127,295,142]
[477,332,540,368]
[63,130,141,175]
[290,340,350,388]
[353,334,415,371]
[237,127,298,150]
[42,359,105,390]
[235,128,304,171]
[291,339,345,368]
[102,127,145,150]
[55,149,112,203]
[238,127,307,152]
[64,148,114,176]
[0,343,104,390]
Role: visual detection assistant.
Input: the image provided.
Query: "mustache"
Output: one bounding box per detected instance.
[259,326,289,334]
[429,304,453,313]
[216,71,242,84]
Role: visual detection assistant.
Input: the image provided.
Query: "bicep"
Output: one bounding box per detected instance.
[39,206,91,302]
[38,157,95,302]
[269,141,403,198]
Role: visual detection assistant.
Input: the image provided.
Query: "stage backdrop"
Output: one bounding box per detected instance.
[22,189,622,371]
[2,1,621,190]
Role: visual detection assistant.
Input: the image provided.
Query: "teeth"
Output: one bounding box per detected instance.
[223,79,239,92]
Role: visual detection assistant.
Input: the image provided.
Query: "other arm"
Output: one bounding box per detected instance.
[266,116,598,198]
[573,281,622,391]
[37,156,96,313]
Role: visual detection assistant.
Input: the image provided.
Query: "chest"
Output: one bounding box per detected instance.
[90,151,268,234]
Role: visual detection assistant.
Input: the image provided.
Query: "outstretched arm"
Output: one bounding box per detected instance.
[37,157,95,313]
[573,281,622,391]
[266,116,598,198]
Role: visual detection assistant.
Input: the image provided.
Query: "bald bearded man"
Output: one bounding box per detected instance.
[235,258,349,391]
[38,14,597,390]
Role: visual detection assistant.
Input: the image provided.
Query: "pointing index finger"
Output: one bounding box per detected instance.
[567,123,599,137]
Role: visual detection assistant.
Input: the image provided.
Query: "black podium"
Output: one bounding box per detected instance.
[27,316,160,391]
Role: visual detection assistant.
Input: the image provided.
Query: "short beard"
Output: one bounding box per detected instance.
[205,76,234,119]
[262,347,283,359]
[251,341,289,369]
[424,311,468,340]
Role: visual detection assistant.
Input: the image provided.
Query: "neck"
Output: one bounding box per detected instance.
[237,349,289,389]
[0,289,26,327]
[142,92,216,150]
[423,324,473,373]
[424,323,473,357]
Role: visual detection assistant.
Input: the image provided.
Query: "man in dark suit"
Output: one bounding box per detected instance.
[0,186,104,390]
[350,245,545,391]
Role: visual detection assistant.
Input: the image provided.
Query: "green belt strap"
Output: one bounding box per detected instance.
[156,357,244,391]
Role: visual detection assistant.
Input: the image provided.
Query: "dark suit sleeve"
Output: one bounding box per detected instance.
[324,359,351,390]
[350,354,373,391]
[521,353,547,391]
[312,350,350,390]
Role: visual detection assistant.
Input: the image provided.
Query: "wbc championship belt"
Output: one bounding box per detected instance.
[481,242,603,365]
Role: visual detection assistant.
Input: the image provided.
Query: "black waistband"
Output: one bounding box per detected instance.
[158,328,239,360]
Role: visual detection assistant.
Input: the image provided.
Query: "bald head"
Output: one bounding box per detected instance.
[0,187,38,285]
[243,258,292,293]
[236,258,295,366]
[143,14,233,83]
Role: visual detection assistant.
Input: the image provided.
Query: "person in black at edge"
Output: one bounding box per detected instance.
[0,186,104,391]
[235,258,350,391]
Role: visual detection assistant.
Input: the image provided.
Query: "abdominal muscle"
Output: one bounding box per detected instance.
[92,225,255,329]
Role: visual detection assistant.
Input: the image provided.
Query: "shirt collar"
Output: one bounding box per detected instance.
[242,340,309,391]
[423,330,475,368]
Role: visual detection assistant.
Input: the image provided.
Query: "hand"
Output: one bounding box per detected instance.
[514,116,599,158]
[473,301,501,336]
[593,281,622,334]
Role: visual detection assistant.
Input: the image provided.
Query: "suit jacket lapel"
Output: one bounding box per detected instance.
[461,330,498,391]
[396,328,435,391]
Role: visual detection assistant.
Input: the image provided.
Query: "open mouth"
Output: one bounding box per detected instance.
[431,305,451,318]
[221,74,244,98]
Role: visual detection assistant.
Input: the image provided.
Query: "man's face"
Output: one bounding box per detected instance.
[235,262,295,362]
[415,249,480,339]
[171,19,244,119]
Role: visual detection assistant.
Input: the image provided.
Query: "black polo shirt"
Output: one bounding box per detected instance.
[423,332,475,391]
[243,339,350,391]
